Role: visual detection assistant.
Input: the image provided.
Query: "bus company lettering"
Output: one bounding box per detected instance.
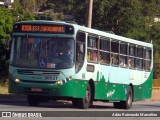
[106,90,115,98]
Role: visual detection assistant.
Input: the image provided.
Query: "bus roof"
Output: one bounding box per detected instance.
[14,20,153,48]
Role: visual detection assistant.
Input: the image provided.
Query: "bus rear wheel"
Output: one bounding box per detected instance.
[113,86,133,109]
[122,86,133,109]
[27,95,40,106]
[78,84,91,109]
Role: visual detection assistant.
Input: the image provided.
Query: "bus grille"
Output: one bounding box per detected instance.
[21,80,57,84]
[17,70,60,76]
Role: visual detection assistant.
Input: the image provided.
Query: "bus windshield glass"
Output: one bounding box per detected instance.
[10,36,74,69]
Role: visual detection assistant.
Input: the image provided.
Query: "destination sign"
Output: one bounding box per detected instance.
[13,23,74,34]
[21,25,65,33]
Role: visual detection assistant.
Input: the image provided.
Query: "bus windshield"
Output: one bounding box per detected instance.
[10,36,74,69]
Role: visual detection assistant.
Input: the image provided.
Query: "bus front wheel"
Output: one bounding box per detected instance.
[27,95,40,106]
[78,84,91,109]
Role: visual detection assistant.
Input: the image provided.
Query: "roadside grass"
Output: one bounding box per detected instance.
[0,84,8,94]
[0,75,8,94]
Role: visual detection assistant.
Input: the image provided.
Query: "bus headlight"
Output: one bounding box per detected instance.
[56,80,62,85]
[15,79,20,83]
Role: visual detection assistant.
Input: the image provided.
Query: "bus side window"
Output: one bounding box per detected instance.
[111,54,118,65]
[88,35,98,49]
[144,49,151,71]
[111,40,119,65]
[120,43,127,67]
[128,58,131,68]
[87,49,97,62]
[99,38,110,64]
[129,45,136,68]
[87,34,98,63]
[137,47,143,69]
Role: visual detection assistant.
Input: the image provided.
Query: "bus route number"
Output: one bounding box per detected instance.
[45,76,57,81]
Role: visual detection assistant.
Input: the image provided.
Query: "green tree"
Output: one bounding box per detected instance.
[150,23,160,78]
[0,7,14,73]
[36,10,64,21]
[21,0,36,13]
[154,50,160,78]
[0,0,36,75]
[11,0,35,21]
[21,0,47,13]
[42,0,75,21]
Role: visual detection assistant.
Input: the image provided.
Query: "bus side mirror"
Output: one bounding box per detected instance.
[6,38,11,47]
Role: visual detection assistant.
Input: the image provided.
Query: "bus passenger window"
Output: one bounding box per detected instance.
[92,51,97,62]
[128,57,135,68]
[87,50,97,62]
[87,51,91,61]
[128,59,131,68]
[99,52,110,64]
[120,57,126,67]
[111,54,119,65]
[88,35,98,49]
[111,41,119,53]
[144,49,151,71]
[100,38,110,51]
[129,45,136,68]
[137,47,143,69]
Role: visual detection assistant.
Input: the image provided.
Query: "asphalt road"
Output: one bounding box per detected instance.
[0,94,160,119]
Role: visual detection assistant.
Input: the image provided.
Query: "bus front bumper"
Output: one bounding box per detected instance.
[8,78,87,99]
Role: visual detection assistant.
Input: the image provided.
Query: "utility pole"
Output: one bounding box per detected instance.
[87,0,93,28]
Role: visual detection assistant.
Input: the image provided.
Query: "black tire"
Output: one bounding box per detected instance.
[121,86,133,109]
[78,84,91,109]
[27,95,40,106]
[113,86,133,109]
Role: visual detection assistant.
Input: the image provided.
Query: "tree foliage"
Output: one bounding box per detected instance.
[0,7,13,72]
[0,0,35,74]
[150,23,160,78]
[12,0,35,21]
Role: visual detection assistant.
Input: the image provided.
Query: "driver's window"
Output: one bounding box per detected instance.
[76,31,86,73]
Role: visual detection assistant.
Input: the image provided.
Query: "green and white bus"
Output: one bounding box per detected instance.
[8,20,153,109]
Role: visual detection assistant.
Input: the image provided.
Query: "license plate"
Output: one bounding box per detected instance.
[31,88,42,92]
[44,76,57,80]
